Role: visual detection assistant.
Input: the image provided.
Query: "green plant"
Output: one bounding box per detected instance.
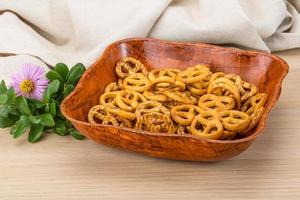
[0,63,86,142]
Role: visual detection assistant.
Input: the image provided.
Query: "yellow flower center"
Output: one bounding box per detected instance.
[20,80,34,94]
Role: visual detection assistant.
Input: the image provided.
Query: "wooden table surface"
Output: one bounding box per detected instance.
[0,49,300,200]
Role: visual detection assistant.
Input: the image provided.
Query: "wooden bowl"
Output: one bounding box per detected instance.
[61,38,288,161]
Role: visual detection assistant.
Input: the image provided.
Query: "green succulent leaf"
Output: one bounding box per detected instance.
[49,102,56,117]
[44,80,60,102]
[69,128,85,140]
[6,87,16,105]
[0,105,10,117]
[13,115,31,138]
[46,70,65,83]
[39,114,55,127]
[66,63,86,85]
[29,115,41,124]
[55,63,69,80]
[28,124,44,143]
[0,94,7,104]
[54,119,68,136]
[63,84,75,98]
[15,96,31,115]
[0,80,7,94]
[0,114,19,128]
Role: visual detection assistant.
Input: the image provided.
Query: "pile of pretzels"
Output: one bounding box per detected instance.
[88,57,268,140]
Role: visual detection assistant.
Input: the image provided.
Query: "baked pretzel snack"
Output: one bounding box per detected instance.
[149,69,180,82]
[165,90,197,104]
[88,105,117,125]
[219,110,250,131]
[225,74,257,102]
[116,90,147,112]
[143,90,170,102]
[241,93,268,115]
[88,57,268,141]
[176,64,211,83]
[191,110,223,140]
[115,57,148,79]
[198,94,235,111]
[123,73,152,92]
[99,91,119,106]
[208,77,241,109]
[135,100,170,118]
[135,112,175,133]
[171,105,203,125]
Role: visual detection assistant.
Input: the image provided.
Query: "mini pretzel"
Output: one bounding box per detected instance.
[143,90,170,102]
[105,104,136,120]
[176,64,211,83]
[104,82,122,93]
[198,94,235,111]
[150,74,186,91]
[88,105,118,125]
[171,105,204,125]
[123,73,152,92]
[135,100,170,118]
[210,72,225,82]
[115,57,148,79]
[208,77,241,109]
[165,90,197,104]
[148,69,180,82]
[219,110,250,131]
[241,107,265,135]
[135,112,175,133]
[115,90,147,112]
[187,75,211,96]
[99,91,119,106]
[191,110,223,140]
[239,81,257,102]
[225,74,257,102]
[115,116,133,128]
[241,93,268,115]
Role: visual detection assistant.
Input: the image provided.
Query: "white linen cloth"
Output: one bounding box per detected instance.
[0,0,299,81]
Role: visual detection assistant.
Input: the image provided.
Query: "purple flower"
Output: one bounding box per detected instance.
[12,63,48,100]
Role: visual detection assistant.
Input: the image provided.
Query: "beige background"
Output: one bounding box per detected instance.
[0,49,300,200]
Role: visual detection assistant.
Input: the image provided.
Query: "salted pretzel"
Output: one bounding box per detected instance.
[165,90,197,104]
[187,75,211,96]
[176,65,211,83]
[143,90,170,102]
[104,104,136,120]
[241,93,268,115]
[152,79,186,91]
[115,90,147,112]
[135,100,170,118]
[123,73,152,92]
[99,91,119,106]
[88,105,118,125]
[148,69,180,82]
[241,107,265,135]
[191,110,223,140]
[219,110,250,131]
[208,77,241,109]
[198,94,235,111]
[104,82,122,93]
[225,74,257,102]
[135,112,175,133]
[115,57,148,79]
[171,105,204,125]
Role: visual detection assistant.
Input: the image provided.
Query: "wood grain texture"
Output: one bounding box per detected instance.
[0,48,299,200]
[61,38,288,161]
